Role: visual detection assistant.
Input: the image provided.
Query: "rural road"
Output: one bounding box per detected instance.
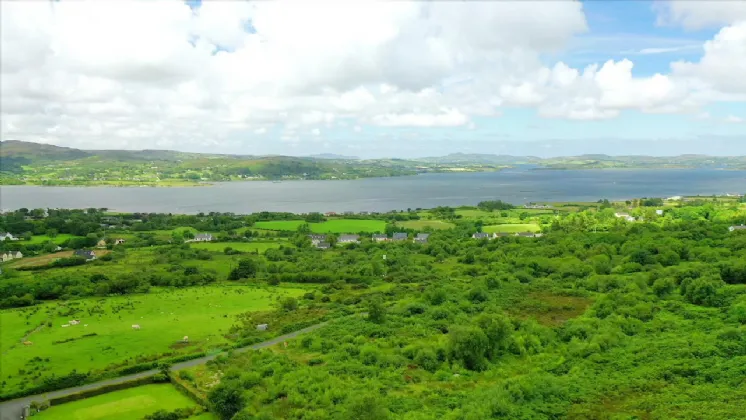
[0,322,328,420]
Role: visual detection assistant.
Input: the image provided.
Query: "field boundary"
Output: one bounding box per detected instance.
[0,320,332,420]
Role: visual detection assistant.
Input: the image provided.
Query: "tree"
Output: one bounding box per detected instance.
[367,298,386,324]
[345,394,389,420]
[229,258,258,280]
[448,325,489,371]
[280,297,298,311]
[208,380,246,420]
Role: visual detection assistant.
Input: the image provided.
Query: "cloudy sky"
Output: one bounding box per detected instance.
[1,0,745,158]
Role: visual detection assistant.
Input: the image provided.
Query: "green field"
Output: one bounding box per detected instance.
[396,220,455,230]
[190,242,283,253]
[482,223,542,233]
[33,383,213,420]
[254,219,386,233]
[22,234,80,245]
[0,285,306,394]
[253,220,306,231]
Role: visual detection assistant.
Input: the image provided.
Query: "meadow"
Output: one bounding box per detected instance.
[0,285,306,394]
[253,219,386,233]
[189,241,282,254]
[33,383,213,420]
[482,223,542,233]
[22,234,80,245]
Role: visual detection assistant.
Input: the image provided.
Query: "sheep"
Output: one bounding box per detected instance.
[182,336,189,343]
[132,324,141,330]
[62,324,70,328]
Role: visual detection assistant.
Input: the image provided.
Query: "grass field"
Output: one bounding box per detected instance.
[22,234,80,245]
[254,219,386,233]
[396,220,455,230]
[482,223,542,233]
[0,285,306,394]
[189,241,283,253]
[33,383,213,420]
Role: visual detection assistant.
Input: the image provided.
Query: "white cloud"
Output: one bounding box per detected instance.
[724,115,744,124]
[654,0,746,30]
[0,0,744,151]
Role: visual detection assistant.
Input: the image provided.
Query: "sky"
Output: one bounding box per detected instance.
[1,0,745,158]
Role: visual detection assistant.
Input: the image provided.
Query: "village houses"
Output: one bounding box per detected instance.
[1,251,23,262]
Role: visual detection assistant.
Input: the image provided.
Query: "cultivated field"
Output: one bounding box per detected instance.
[254,219,386,233]
[482,223,542,233]
[189,241,282,253]
[0,285,306,394]
[4,250,111,269]
[33,383,213,420]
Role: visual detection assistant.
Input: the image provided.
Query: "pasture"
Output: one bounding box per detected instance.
[254,219,386,233]
[0,285,306,395]
[190,241,282,253]
[482,223,542,233]
[396,220,454,230]
[33,383,212,420]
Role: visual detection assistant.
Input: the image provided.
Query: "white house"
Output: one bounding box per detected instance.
[614,212,636,222]
[0,232,18,241]
[338,234,360,244]
[729,225,746,232]
[655,210,664,216]
[472,232,491,240]
[192,233,213,242]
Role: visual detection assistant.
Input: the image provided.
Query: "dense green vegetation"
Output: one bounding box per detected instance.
[1,196,745,418]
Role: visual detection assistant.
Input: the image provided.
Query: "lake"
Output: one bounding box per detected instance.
[1,169,744,214]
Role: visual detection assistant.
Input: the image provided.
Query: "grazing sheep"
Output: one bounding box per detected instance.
[22,341,33,346]
[69,320,81,325]
[132,324,141,330]
[182,336,189,343]
[62,324,70,328]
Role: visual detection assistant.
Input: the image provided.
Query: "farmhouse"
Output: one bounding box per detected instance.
[114,238,126,245]
[472,232,491,239]
[516,232,538,238]
[614,212,636,222]
[316,242,331,250]
[338,234,360,244]
[74,249,97,261]
[0,232,18,241]
[257,323,269,331]
[729,225,746,232]
[392,232,408,241]
[308,234,327,246]
[372,234,388,242]
[414,233,430,244]
[193,233,213,242]
[656,209,664,216]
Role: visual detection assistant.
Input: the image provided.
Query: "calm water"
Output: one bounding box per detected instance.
[1,169,744,214]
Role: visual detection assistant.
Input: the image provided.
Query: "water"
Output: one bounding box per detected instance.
[1,169,744,214]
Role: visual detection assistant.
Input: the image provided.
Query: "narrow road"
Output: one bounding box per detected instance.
[0,322,327,420]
